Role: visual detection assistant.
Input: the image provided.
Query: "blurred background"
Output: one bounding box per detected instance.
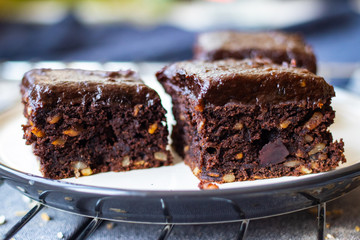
[0,0,359,63]
[0,0,360,99]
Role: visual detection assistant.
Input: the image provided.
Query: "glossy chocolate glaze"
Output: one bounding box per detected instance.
[22,69,160,109]
[156,59,334,107]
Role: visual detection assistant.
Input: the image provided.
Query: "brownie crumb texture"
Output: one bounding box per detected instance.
[21,68,172,179]
[157,58,345,183]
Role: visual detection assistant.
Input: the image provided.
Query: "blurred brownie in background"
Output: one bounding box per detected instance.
[194,31,317,73]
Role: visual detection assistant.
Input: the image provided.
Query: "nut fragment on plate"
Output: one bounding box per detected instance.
[198,181,219,190]
[41,212,50,221]
[80,167,93,176]
[0,215,5,225]
[279,119,291,129]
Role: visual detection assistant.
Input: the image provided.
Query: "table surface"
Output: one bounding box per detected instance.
[0,183,359,239]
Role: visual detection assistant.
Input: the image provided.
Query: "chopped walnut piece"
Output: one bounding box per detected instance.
[122,156,130,167]
[304,134,313,142]
[311,161,320,169]
[223,173,235,183]
[148,123,158,134]
[280,119,291,129]
[133,104,142,117]
[193,167,201,176]
[41,213,50,222]
[47,114,62,124]
[31,127,45,138]
[134,160,145,166]
[284,160,301,168]
[80,167,93,176]
[233,122,243,130]
[235,153,243,160]
[52,138,66,146]
[207,172,220,177]
[198,181,219,190]
[308,143,326,156]
[305,112,323,130]
[72,161,87,170]
[300,166,312,174]
[63,127,81,137]
[300,80,306,87]
[154,152,167,161]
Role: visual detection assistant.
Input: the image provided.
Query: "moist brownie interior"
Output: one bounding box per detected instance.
[21,68,172,179]
[157,58,345,183]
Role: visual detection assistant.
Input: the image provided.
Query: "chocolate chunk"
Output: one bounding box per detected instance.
[259,139,289,166]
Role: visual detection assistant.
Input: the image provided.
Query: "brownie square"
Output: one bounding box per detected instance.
[21,69,172,179]
[157,59,345,183]
[194,31,317,73]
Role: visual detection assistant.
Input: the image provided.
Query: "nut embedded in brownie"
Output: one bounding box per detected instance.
[193,31,317,73]
[156,58,345,183]
[21,68,172,179]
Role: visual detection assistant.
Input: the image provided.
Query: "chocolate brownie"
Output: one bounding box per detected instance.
[194,31,317,73]
[156,59,345,183]
[21,69,172,179]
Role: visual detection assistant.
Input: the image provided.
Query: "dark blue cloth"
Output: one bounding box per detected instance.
[0,6,359,63]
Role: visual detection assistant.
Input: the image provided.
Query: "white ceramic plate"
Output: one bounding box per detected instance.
[0,87,359,191]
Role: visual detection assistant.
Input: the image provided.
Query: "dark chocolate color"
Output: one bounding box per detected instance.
[157,59,345,183]
[194,31,317,73]
[158,59,333,107]
[21,68,172,179]
[22,68,158,109]
[259,139,289,167]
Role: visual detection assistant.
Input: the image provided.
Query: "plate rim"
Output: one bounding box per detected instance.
[1,159,360,198]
